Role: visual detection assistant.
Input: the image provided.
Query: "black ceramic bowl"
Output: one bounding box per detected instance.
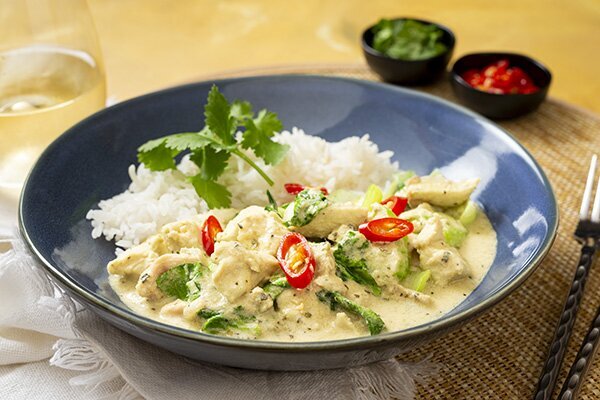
[361,18,455,85]
[451,52,552,119]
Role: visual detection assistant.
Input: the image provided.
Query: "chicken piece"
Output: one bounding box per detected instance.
[330,227,409,289]
[135,253,203,299]
[400,203,436,233]
[401,203,468,248]
[294,203,367,238]
[210,241,280,302]
[107,235,169,276]
[405,174,479,208]
[182,284,229,320]
[364,241,408,287]
[245,287,275,314]
[331,312,362,337]
[218,206,288,255]
[160,220,202,252]
[160,299,187,318]
[412,216,470,285]
[310,242,347,293]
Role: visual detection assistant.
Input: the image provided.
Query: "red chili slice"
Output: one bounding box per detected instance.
[201,215,223,256]
[284,183,328,196]
[359,218,414,242]
[380,196,408,216]
[460,59,539,95]
[276,232,315,289]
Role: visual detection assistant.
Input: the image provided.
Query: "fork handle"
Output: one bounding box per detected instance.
[558,305,600,400]
[534,244,597,400]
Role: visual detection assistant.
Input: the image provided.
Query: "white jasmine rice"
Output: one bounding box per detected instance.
[86,128,398,249]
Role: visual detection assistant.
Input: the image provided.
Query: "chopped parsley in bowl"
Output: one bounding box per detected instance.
[371,19,449,61]
[361,17,455,84]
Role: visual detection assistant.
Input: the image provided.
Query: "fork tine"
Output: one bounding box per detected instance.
[591,174,600,222]
[579,154,597,220]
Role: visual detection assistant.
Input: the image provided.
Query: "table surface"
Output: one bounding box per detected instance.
[2,2,599,398]
[87,0,600,113]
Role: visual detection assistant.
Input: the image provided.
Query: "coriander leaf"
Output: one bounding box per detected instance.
[253,136,289,166]
[254,110,283,137]
[189,174,232,208]
[137,141,180,171]
[164,132,213,151]
[204,85,235,145]
[230,100,253,122]
[242,120,288,165]
[138,137,167,153]
[190,145,231,180]
[136,85,288,208]
[241,110,289,165]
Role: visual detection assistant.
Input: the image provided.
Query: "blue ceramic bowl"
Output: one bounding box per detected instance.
[20,75,558,371]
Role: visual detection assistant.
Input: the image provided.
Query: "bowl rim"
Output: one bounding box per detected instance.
[19,74,559,352]
[361,17,456,62]
[451,52,553,97]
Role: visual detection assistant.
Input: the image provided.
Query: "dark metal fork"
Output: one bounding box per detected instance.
[534,155,600,400]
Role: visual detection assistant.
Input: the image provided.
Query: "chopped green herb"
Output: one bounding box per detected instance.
[156,262,205,301]
[371,19,448,61]
[262,276,291,301]
[200,306,260,335]
[316,290,385,335]
[197,309,221,319]
[333,230,381,296]
[137,85,290,208]
[264,190,278,212]
[286,188,329,227]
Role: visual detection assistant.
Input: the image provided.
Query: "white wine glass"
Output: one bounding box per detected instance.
[0,0,107,191]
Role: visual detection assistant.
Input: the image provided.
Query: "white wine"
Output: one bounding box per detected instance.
[0,45,106,188]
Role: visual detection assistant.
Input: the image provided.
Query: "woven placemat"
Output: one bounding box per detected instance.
[201,64,600,399]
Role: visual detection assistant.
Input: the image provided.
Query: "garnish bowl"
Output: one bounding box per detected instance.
[450,52,552,119]
[361,17,455,85]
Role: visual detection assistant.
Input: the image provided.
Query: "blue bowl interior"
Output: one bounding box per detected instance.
[20,75,557,342]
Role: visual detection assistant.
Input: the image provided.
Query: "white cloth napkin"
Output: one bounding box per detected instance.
[0,229,437,399]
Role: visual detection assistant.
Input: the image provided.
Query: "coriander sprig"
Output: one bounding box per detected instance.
[137,85,289,208]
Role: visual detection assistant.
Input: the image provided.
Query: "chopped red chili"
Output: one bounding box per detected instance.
[381,196,408,216]
[201,215,222,256]
[461,59,539,95]
[284,183,328,196]
[359,218,414,242]
[276,232,315,289]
